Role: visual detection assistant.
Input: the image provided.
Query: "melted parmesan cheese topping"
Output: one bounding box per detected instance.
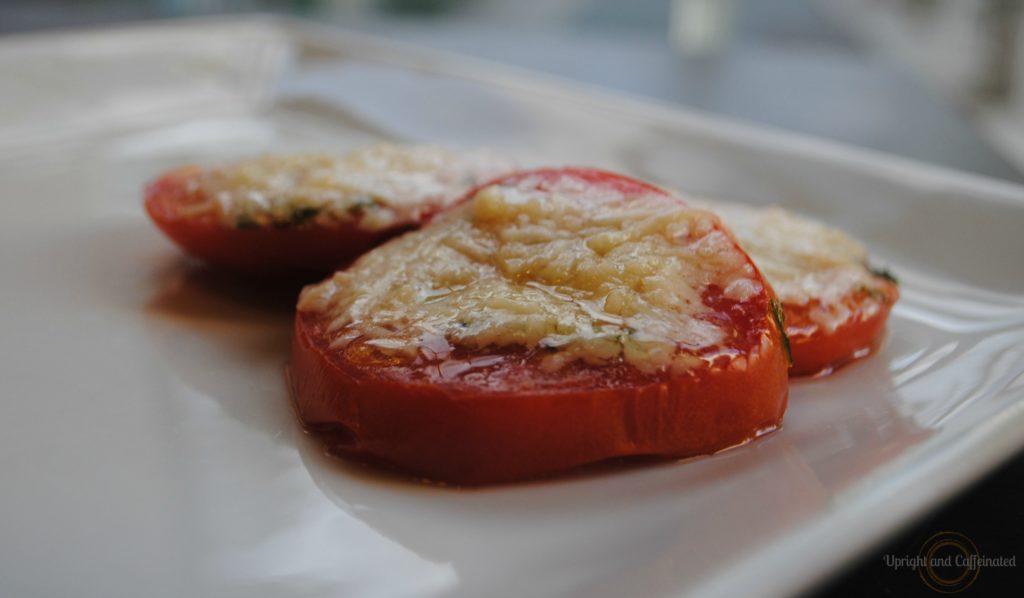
[182,144,516,231]
[700,201,888,333]
[299,174,763,373]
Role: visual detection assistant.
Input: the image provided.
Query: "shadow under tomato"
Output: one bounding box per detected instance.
[142,259,303,444]
[146,260,313,318]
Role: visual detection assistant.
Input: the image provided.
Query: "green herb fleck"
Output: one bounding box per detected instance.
[269,205,321,228]
[769,299,793,367]
[857,284,888,303]
[347,197,378,215]
[869,265,899,286]
[288,206,321,226]
[236,214,258,229]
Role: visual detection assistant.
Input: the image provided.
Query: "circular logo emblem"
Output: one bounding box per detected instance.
[918,531,981,593]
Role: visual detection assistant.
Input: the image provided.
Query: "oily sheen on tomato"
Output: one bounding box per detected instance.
[785,280,899,376]
[696,201,900,377]
[291,168,790,485]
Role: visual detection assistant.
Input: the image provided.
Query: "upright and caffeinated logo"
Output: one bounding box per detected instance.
[883,531,1016,593]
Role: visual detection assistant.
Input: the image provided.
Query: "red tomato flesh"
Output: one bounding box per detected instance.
[291,168,790,485]
[144,166,409,274]
[785,281,899,377]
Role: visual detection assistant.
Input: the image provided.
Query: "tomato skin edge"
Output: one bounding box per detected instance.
[290,311,789,486]
[786,281,900,377]
[435,166,681,221]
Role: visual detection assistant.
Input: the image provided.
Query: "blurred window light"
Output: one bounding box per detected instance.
[670,0,735,56]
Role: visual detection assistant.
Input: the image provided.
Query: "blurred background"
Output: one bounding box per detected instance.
[2,0,1024,181]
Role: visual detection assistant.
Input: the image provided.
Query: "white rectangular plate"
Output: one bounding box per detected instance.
[1,16,1023,598]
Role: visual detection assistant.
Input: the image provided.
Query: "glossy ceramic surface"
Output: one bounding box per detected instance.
[1,17,1023,598]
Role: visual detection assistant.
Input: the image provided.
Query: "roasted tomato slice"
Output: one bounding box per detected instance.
[143,144,515,274]
[291,167,789,485]
[701,203,899,377]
